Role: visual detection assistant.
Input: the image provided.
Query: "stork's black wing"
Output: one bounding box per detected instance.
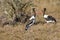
[25,20,33,30]
[47,16,56,22]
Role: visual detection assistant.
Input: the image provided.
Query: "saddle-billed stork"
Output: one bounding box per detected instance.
[43,8,56,23]
[25,8,36,30]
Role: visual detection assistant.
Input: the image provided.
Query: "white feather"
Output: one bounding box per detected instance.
[29,15,35,20]
[44,15,48,18]
[46,20,55,23]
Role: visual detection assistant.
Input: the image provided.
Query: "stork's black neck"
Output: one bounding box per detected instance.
[43,11,45,16]
[43,8,46,16]
[32,8,36,17]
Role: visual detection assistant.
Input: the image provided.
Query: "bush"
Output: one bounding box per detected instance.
[0,0,35,26]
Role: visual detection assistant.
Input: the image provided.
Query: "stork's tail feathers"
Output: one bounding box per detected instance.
[54,19,56,22]
[52,18,56,23]
[54,19,57,24]
[25,24,30,30]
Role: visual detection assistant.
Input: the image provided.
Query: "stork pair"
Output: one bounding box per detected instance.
[25,8,56,30]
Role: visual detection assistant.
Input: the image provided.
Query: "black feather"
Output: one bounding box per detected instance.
[45,16,56,22]
[25,19,35,30]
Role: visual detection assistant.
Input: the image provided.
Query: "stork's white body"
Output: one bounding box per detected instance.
[25,15,36,30]
[29,15,35,26]
[29,15,35,20]
[45,20,55,23]
[44,15,55,23]
[43,15,48,18]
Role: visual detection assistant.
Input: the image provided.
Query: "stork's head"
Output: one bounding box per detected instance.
[44,8,46,12]
[43,8,47,16]
[32,8,35,12]
[32,8,36,17]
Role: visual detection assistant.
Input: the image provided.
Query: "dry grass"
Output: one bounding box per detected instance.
[0,0,60,40]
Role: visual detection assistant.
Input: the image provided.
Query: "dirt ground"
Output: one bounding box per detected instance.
[0,0,60,40]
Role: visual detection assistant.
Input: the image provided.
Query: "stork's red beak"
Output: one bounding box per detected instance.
[36,10,43,14]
